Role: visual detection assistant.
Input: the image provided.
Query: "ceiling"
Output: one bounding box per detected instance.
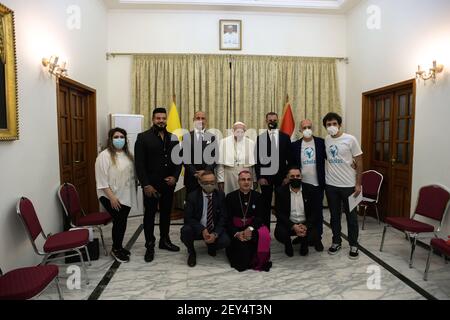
[103,0,362,14]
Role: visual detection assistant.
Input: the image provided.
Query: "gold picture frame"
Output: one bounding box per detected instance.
[0,3,18,141]
[219,20,242,51]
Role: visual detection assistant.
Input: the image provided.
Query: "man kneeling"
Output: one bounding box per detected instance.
[275,166,319,257]
[180,171,230,267]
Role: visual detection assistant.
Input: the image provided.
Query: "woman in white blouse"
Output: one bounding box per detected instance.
[95,128,136,263]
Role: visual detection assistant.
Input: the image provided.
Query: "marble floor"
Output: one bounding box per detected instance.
[35,210,450,300]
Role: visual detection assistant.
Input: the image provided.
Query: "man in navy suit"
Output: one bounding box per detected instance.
[180,171,230,267]
[255,112,293,230]
[291,119,326,251]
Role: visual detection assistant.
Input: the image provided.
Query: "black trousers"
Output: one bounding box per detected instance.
[260,183,281,230]
[325,185,359,247]
[274,223,315,246]
[143,184,175,247]
[180,224,230,254]
[99,197,130,250]
[301,183,324,239]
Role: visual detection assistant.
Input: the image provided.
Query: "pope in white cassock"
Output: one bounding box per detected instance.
[217,122,256,195]
[223,25,239,48]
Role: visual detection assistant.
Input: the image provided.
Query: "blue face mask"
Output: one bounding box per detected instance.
[113,138,126,150]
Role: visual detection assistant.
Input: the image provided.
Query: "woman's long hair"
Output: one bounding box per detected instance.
[107,127,134,165]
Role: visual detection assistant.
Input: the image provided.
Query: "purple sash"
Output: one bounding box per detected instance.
[232,217,271,271]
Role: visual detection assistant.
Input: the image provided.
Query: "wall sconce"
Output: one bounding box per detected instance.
[416,60,444,83]
[42,56,68,78]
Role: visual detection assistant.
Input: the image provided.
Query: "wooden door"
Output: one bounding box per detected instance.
[362,80,416,219]
[57,78,98,215]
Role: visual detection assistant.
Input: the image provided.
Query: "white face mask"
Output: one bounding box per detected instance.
[302,129,313,139]
[194,120,204,131]
[327,126,339,136]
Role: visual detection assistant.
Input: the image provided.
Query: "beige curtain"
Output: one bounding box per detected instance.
[132,54,230,134]
[232,55,342,138]
[132,54,341,138]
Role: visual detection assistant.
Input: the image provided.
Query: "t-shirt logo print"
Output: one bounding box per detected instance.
[304,147,315,160]
[329,145,339,158]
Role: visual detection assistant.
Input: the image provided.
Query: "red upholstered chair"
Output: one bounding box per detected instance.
[17,197,90,284]
[423,238,450,281]
[58,183,111,256]
[380,185,450,268]
[359,170,383,230]
[0,265,63,300]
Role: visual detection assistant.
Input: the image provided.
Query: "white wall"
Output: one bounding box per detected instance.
[0,0,108,271]
[346,0,450,233]
[106,10,347,119]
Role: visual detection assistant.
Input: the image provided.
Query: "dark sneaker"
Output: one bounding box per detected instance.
[285,243,294,257]
[159,238,180,252]
[120,248,131,256]
[328,243,342,255]
[111,248,130,263]
[349,246,359,260]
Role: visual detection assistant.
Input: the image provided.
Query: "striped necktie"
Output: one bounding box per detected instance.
[206,195,214,232]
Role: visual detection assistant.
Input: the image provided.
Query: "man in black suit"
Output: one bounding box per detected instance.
[180,171,230,267]
[255,112,293,230]
[181,111,218,195]
[135,107,182,263]
[291,119,326,251]
[275,166,319,257]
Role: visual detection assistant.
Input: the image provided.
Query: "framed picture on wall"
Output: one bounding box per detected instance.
[0,3,18,141]
[219,20,242,51]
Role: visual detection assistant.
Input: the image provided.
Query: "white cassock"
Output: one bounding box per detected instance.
[216,135,256,195]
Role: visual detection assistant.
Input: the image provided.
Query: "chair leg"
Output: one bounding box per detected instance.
[97,227,108,256]
[74,248,90,285]
[85,246,92,266]
[361,206,367,230]
[408,234,417,268]
[41,254,50,265]
[55,276,64,300]
[424,247,432,281]
[380,225,387,251]
[375,205,380,225]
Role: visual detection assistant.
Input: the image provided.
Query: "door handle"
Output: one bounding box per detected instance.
[391,158,396,165]
[74,160,81,164]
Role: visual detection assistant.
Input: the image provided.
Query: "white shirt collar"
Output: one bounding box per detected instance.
[195,128,205,135]
[290,186,302,194]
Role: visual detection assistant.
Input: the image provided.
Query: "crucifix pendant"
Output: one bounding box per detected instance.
[241,216,247,225]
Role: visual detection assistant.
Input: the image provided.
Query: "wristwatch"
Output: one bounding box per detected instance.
[248,226,254,232]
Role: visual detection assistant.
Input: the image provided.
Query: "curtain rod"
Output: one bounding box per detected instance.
[105,52,349,64]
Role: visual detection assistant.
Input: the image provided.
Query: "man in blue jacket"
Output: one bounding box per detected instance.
[291,119,326,251]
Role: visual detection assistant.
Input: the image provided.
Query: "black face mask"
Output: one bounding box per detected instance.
[268,122,278,130]
[289,179,302,189]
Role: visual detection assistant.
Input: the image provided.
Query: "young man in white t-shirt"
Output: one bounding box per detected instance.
[323,112,363,259]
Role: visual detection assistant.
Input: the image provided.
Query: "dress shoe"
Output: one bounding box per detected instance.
[314,240,324,252]
[144,247,154,263]
[300,242,309,256]
[207,246,217,257]
[187,252,197,267]
[159,237,180,252]
[285,243,294,257]
[292,237,302,245]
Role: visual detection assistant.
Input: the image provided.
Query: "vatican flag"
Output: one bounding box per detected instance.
[167,96,183,141]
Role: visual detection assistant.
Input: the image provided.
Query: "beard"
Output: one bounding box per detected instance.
[154,123,167,131]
